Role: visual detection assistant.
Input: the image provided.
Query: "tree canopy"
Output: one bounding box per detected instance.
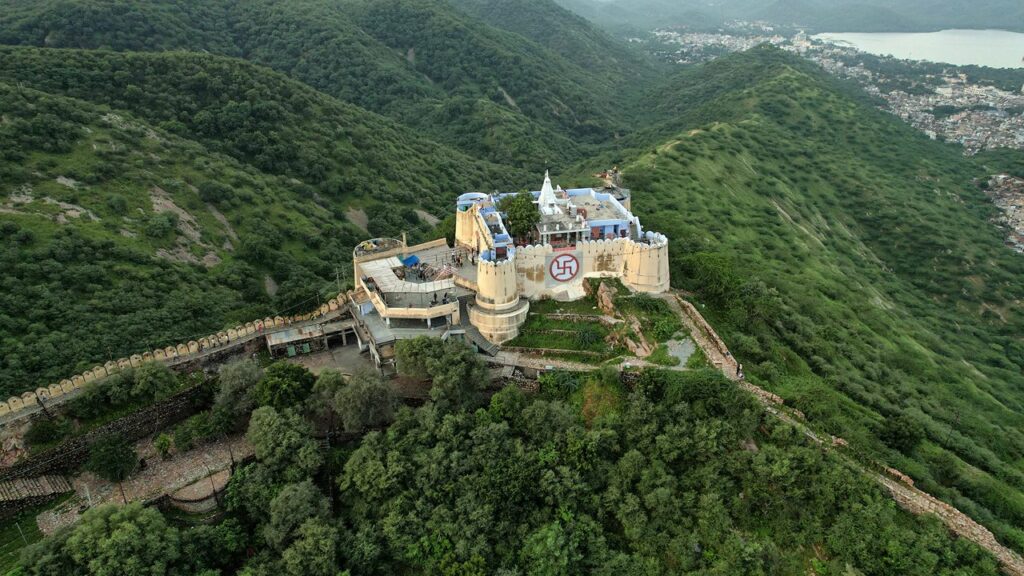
[85,433,137,484]
[500,191,540,242]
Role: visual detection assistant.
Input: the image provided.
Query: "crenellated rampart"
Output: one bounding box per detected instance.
[0,295,349,425]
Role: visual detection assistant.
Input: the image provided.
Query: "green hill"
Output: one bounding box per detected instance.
[0,47,527,394]
[446,0,658,82]
[586,46,1024,550]
[1,0,1024,567]
[0,0,652,169]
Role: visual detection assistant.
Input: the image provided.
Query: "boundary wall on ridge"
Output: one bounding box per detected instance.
[0,296,349,424]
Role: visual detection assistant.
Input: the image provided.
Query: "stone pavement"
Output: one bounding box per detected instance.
[36,434,252,535]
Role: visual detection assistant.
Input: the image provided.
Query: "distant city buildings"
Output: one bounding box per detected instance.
[987,175,1024,254]
[644,24,1024,156]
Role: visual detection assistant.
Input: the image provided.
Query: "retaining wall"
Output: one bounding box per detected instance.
[0,383,213,482]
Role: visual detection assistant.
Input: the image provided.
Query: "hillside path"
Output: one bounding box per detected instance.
[660,290,1024,576]
[36,435,251,535]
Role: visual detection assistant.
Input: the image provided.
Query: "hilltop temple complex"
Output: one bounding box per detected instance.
[350,170,670,371]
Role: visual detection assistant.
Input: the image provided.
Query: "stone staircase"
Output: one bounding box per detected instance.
[458,298,499,356]
[0,475,73,502]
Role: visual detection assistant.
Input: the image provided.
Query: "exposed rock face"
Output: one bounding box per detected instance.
[596,281,616,316]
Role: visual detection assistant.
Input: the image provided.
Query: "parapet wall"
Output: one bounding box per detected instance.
[471,257,527,343]
[514,235,669,299]
[475,257,520,310]
[0,295,349,424]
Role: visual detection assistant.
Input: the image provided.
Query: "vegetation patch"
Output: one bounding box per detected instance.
[648,343,682,366]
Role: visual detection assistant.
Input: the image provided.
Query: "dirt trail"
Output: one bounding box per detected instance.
[661,289,1024,575]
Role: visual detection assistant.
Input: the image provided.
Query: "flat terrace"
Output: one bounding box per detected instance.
[359,242,475,311]
[567,189,629,222]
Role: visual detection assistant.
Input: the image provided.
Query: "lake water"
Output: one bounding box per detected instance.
[813,29,1024,69]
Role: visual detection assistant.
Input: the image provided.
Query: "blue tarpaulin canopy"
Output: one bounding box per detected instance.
[402,255,420,267]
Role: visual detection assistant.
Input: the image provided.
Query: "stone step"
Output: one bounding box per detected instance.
[0,475,73,502]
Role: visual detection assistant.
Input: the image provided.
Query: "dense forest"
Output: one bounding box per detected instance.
[0,0,660,169]
[10,350,1005,574]
[1,0,1024,572]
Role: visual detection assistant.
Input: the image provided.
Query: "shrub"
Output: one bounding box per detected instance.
[25,417,72,446]
[881,413,925,454]
[144,212,178,238]
[198,180,235,205]
[133,362,178,400]
[154,433,172,459]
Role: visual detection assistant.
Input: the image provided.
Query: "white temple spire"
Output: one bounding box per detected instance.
[537,170,561,216]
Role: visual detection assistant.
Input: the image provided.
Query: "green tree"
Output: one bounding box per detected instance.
[27,504,180,576]
[396,337,486,409]
[264,480,330,551]
[223,462,281,524]
[216,359,262,419]
[281,519,340,576]
[132,362,178,400]
[246,406,323,482]
[881,413,926,454]
[86,433,137,504]
[334,371,396,432]
[500,191,540,242]
[310,369,346,420]
[25,417,71,446]
[253,363,316,410]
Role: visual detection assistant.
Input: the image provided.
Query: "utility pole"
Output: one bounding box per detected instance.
[205,464,220,507]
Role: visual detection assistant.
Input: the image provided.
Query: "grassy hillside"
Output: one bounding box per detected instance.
[1,0,1023,563]
[0,47,523,211]
[0,0,651,169]
[446,0,657,83]
[0,49,528,395]
[595,47,1024,550]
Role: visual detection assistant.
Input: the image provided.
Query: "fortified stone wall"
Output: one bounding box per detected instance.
[455,206,481,250]
[622,237,670,293]
[0,296,348,423]
[515,235,670,299]
[470,257,527,343]
[0,383,211,481]
[475,257,520,309]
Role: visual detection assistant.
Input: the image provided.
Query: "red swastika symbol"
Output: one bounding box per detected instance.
[549,254,579,282]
